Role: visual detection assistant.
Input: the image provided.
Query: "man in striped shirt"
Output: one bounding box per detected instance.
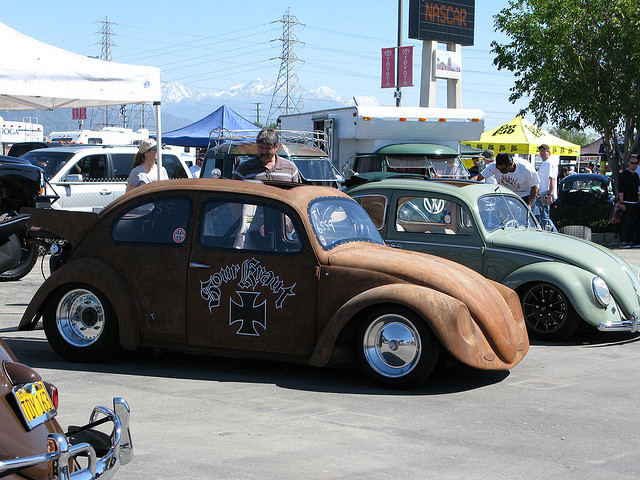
[232,128,302,183]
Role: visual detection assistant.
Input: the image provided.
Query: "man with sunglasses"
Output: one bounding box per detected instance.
[616,154,640,248]
[476,152,540,209]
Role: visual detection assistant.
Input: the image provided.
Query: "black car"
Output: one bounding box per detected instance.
[0,155,51,280]
[556,173,615,206]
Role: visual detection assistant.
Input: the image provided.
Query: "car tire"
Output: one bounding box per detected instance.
[0,235,38,281]
[520,282,582,341]
[559,225,592,241]
[356,306,439,388]
[43,285,118,362]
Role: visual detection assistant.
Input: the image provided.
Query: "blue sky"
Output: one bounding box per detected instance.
[2,0,528,129]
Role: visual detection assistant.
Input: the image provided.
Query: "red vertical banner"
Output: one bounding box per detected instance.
[381,48,396,88]
[398,46,413,87]
[72,108,87,120]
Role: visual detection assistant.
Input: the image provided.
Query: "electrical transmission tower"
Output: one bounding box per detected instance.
[266,8,304,125]
[90,17,155,132]
[91,17,120,130]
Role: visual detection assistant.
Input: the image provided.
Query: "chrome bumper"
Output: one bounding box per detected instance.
[598,313,640,332]
[0,397,132,480]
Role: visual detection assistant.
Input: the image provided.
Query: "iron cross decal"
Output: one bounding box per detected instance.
[229,291,267,336]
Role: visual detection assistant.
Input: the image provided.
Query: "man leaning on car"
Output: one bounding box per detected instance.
[231,128,301,183]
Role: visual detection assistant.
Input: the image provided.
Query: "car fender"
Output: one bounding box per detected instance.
[310,283,528,370]
[502,261,603,324]
[18,257,139,350]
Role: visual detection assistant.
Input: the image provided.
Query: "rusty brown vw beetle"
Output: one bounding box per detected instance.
[0,336,132,479]
[20,179,528,388]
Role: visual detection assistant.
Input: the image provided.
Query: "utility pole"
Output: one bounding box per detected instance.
[395,0,403,107]
[253,103,263,125]
[266,8,305,125]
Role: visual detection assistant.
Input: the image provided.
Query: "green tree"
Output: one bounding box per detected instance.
[492,0,640,185]
[548,126,597,147]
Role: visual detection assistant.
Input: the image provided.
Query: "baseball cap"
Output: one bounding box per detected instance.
[138,138,157,154]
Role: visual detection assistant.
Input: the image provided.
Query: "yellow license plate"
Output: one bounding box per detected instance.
[12,380,57,430]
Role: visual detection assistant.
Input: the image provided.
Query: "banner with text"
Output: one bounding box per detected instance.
[381,48,396,88]
[398,46,414,87]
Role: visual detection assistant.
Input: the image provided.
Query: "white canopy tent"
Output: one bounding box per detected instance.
[0,21,164,169]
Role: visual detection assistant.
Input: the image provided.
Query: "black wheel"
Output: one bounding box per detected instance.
[43,285,118,362]
[559,225,592,241]
[520,283,581,341]
[356,306,439,388]
[0,235,38,281]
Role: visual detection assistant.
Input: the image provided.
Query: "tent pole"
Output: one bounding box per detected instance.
[155,101,162,178]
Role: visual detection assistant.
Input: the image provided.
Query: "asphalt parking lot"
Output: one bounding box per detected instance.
[2,248,640,479]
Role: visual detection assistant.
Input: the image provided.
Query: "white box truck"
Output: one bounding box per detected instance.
[278,104,484,178]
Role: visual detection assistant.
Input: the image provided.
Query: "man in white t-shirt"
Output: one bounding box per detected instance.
[476,152,540,209]
[535,143,558,231]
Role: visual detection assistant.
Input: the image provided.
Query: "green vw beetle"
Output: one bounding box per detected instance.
[348,174,640,340]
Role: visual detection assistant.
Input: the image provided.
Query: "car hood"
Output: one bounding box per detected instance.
[490,228,640,307]
[326,243,527,363]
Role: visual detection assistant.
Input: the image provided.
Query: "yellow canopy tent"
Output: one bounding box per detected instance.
[462,116,580,157]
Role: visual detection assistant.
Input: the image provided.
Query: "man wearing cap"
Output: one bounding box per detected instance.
[476,152,540,209]
[480,150,497,184]
[535,144,558,231]
[232,128,301,183]
[126,139,169,192]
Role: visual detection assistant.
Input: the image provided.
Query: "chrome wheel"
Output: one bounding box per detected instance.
[361,314,422,378]
[56,289,106,347]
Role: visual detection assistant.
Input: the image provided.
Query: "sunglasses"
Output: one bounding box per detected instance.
[630,161,639,165]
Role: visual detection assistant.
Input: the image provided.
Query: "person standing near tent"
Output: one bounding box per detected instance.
[231,128,301,183]
[616,154,640,248]
[476,152,540,209]
[535,144,558,231]
[126,139,168,192]
[189,151,204,178]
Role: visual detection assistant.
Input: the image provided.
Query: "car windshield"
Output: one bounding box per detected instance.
[429,157,469,179]
[293,158,343,183]
[477,193,538,232]
[308,197,384,250]
[22,150,75,180]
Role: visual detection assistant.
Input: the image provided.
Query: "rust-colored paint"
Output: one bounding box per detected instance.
[20,179,529,374]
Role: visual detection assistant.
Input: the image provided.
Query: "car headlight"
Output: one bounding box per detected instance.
[592,276,611,308]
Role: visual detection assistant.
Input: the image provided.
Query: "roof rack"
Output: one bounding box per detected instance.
[206,128,329,155]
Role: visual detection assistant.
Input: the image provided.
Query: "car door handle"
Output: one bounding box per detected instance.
[99,190,113,195]
[189,262,211,269]
[387,243,403,249]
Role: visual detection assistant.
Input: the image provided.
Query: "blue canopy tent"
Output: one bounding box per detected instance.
[156,105,259,147]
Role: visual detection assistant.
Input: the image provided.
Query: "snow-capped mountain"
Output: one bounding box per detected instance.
[161,79,352,125]
[0,80,353,135]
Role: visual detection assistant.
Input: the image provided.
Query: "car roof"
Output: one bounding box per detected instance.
[100,178,348,216]
[347,177,516,200]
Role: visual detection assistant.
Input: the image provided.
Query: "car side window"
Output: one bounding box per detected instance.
[395,195,473,235]
[199,199,303,254]
[111,153,135,180]
[67,154,107,181]
[112,197,191,246]
[162,155,188,179]
[353,194,387,230]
